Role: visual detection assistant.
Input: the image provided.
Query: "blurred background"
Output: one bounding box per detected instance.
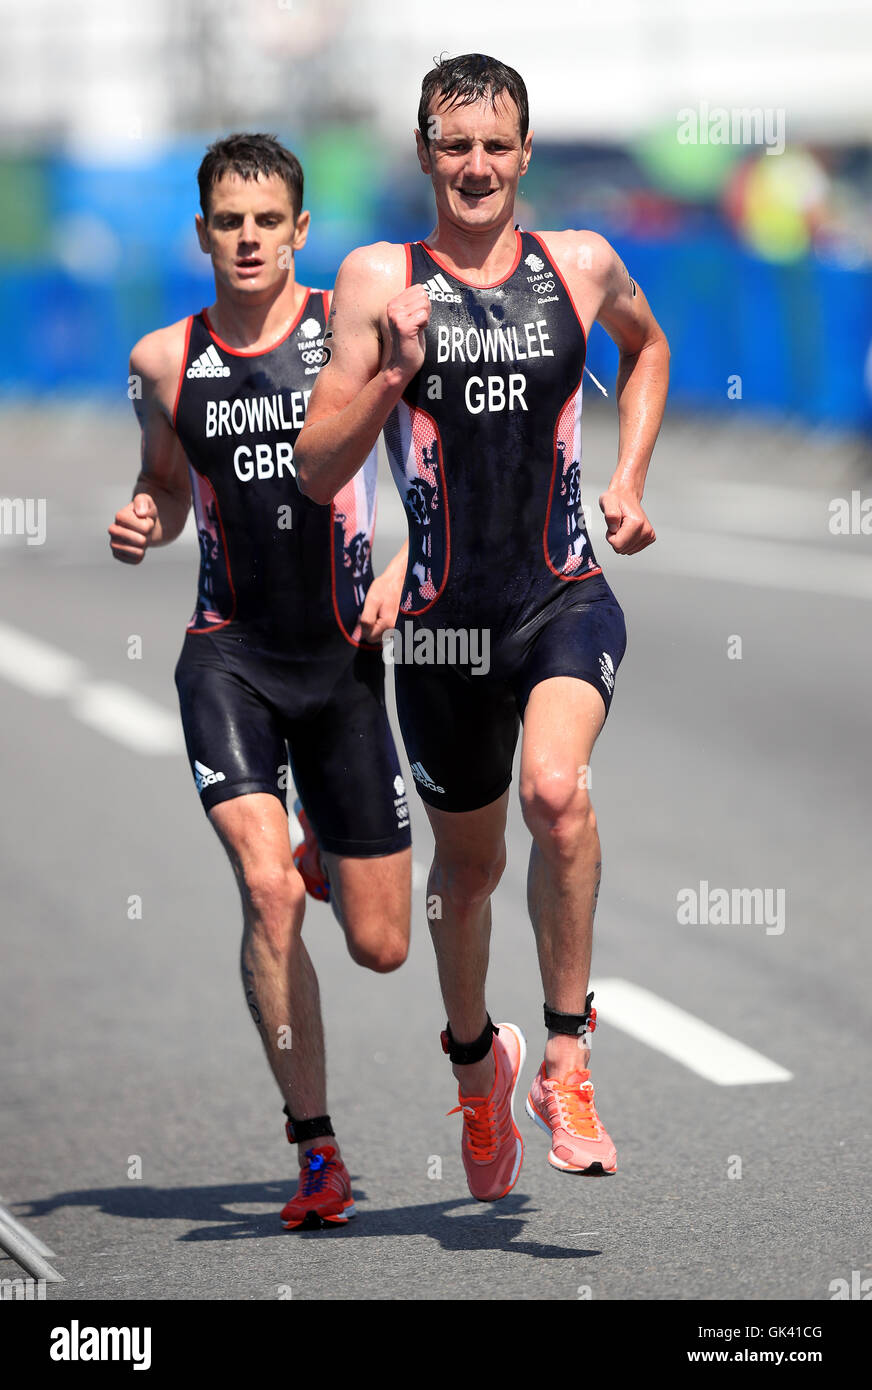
[1,0,871,426]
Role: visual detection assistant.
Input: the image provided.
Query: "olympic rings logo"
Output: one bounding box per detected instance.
[300,348,324,365]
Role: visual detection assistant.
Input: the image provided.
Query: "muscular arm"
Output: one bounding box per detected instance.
[590,234,669,554]
[546,230,669,555]
[109,328,192,562]
[295,244,426,505]
[591,235,670,508]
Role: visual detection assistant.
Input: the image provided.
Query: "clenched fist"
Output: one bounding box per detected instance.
[598,488,656,556]
[108,492,158,564]
[385,284,431,382]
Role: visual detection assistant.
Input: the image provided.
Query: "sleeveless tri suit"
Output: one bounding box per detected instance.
[172,290,410,854]
[383,232,627,813]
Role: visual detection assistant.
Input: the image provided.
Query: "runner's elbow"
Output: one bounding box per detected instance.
[296,474,332,505]
[295,451,330,505]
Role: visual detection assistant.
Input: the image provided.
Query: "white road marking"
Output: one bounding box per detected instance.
[631,529,872,602]
[0,620,182,755]
[0,621,86,696]
[649,480,838,543]
[591,977,792,1085]
[71,681,182,755]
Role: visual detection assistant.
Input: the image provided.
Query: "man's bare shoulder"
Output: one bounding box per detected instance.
[129,317,190,388]
[535,229,617,281]
[129,317,192,419]
[335,241,409,298]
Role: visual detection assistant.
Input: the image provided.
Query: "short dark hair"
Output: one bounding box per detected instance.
[418,54,529,148]
[197,133,304,221]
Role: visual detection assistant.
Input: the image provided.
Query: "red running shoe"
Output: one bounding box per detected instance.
[291,798,330,902]
[446,1022,526,1202]
[280,1146,355,1229]
[526,1065,617,1174]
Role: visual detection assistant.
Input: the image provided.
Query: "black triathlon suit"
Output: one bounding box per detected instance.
[172,290,411,856]
[384,231,627,813]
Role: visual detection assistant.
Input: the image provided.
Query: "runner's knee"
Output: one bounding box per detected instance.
[521,773,597,857]
[345,924,409,974]
[431,843,506,915]
[241,864,306,945]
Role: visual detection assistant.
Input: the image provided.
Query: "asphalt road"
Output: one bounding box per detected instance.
[1,402,870,1302]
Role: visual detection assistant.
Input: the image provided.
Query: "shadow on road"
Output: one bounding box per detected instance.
[17,1183,600,1260]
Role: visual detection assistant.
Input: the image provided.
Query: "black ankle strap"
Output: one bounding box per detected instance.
[544,992,596,1037]
[440,1015,498,1065]
[283,1107,335,1144]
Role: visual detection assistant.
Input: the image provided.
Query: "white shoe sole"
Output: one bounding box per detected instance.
[496,1021,527,1193]
[525,1096,617,1174]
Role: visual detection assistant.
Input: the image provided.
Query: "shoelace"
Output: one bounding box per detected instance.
[447,1099,499,1161]
[549,1079,601,1139]
[300,1151,331,1195]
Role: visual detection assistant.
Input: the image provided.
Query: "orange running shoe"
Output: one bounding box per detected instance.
[280,1146,355,1229]
[446,1022,526,1202]
[526,1065,617,1174]
[291,798,330,902]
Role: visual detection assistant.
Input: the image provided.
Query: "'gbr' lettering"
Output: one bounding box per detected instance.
[233,441,295,482]
[464,374,528,415]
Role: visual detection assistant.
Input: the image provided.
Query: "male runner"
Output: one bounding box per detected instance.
[108,134,412,1228]
[295,57,669,1201]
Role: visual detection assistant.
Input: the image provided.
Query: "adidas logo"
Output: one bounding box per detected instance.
[186,344,231,379]
[410,761,445,794]
[424,272,462,304]
[598,652,615,693]
[194,759,226,792]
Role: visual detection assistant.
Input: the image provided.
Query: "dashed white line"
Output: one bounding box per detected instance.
[591,977,792,1085]
[0,621,86,696]
[0,620,182,755]
[632,530,872,602]
[71,681,182,755]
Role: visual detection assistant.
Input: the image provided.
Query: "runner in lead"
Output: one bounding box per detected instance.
[295,57,669,1202]
[109,134,412,1228]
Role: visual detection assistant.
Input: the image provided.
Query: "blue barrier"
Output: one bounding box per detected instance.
[585,235,872,429]
[1,149,869,428]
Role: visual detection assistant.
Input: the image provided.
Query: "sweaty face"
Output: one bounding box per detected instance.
[198,172,300,296]
[420,93,531,231]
